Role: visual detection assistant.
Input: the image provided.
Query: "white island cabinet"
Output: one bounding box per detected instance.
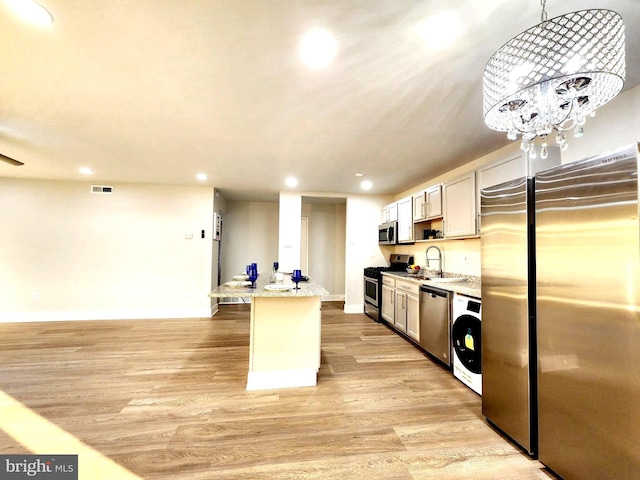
[209,277,328,391]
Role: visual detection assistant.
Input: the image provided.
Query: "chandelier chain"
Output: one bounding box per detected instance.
[540,0,547,22]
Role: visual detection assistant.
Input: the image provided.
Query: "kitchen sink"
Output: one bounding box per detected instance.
[424,277,465,283]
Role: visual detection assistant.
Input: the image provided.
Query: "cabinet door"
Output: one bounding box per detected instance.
[476,153,525,232]
[388,203,398,222]
[394,291,407,332]
[443,172,477,238]
[381,202,398,224]
[406,293,420,341]
[381,285,395,324]
[413,192,426,221]
[426,185,442,218]
[397,196,413,243]
[381,207,388,224]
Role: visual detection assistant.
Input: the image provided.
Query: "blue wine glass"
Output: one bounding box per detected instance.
[248,266,258,288]
[292,269,302,290]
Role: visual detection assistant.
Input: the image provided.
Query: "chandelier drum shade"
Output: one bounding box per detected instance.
[483,9,625,155]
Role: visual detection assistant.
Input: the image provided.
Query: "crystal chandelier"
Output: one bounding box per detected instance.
[483,2,625,158]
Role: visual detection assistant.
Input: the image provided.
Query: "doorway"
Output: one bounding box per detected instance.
[301,196,346,300]
[301,216,309,273]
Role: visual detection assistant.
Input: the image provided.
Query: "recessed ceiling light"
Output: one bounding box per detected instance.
[299,28,337,70]
[79,167,94,175]
[196,173,208,181]
[416,11,461,52]
[361,180,373,190]
[5,0,53,25]
[354,173,364,177]
[285,177,298,187]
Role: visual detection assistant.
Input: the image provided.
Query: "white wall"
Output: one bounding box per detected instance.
[562,85,640,164]
[220,200,279,282]
[344,195,391,313]
[0,179,214,322]
[302,201,346,299]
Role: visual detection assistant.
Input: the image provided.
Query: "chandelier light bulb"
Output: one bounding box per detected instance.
[483,9,625,152]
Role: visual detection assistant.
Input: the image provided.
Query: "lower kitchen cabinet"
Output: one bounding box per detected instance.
[406,293,419,341]
[394,291,408,332]
[395,279,419,340]
[381,285,395,324]
[381,276,395,324]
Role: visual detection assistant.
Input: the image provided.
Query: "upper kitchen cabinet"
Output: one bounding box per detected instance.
[414,185,443,222]
[425,184,442,218]
[443,171,477,238]
[476,148,560,232]
[381,202,398,224]
[397,196,413,243]
[413,192,427,222]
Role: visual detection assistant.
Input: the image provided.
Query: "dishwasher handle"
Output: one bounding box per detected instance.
[420,286,449,298]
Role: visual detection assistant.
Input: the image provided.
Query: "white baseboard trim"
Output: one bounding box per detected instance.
[343,303,364,314]
[321,294,345,302]
[0,308,212,323]
[246,369,317,391]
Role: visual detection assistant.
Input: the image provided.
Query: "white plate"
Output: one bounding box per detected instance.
[225,281,252,288]
[233,274,249,281]
[264,284,293,291]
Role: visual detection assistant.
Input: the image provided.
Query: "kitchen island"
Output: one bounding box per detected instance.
[209,276,329,391]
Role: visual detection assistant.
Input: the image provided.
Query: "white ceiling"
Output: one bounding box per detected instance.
[1,0,639,201]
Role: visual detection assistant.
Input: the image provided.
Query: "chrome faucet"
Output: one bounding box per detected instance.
[425,246,443,278]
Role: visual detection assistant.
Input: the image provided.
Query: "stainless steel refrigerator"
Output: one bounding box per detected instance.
[534,144,640,479]
[481,176,537,456]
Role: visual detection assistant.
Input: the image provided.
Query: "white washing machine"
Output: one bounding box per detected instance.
[451,293,482,395]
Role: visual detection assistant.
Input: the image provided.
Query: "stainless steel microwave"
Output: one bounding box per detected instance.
[378,221,397,245]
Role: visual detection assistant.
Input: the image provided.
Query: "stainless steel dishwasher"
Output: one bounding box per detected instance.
[419,285,452,367]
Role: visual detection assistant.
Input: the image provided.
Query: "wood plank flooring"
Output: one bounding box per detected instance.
[0,302,558,479]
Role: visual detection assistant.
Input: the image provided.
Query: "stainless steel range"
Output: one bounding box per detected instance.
[364,254,413,322]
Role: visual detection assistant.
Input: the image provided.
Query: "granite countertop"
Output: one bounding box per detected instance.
[209,275,329,298]
[382,271,481,299]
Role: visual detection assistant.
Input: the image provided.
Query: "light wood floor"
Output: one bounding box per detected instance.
[0,302,558,479]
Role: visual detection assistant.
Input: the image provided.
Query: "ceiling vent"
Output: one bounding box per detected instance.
[91,185,114,194]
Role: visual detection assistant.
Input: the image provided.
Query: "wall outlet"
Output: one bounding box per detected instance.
[31,292,39,301]
[184,233,193,239]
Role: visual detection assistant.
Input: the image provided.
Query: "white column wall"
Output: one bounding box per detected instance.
[344,195,390,313]
[278,192,302,273]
